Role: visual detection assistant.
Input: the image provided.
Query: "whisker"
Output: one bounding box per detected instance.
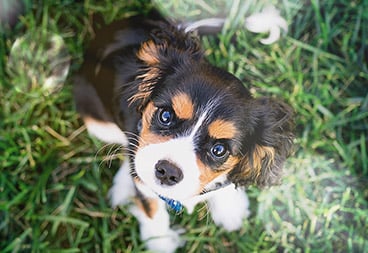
[99,144,125,168]
[123,131,149,146]
[90,130,151,171]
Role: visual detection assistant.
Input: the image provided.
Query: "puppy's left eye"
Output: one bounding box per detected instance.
[211,143,229,160]
[158,108,175,126]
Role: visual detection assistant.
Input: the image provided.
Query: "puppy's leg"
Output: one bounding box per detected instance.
[130,197,183,253]
[109,160,136,207]
[207,185,250,231]
[110,162,182,252]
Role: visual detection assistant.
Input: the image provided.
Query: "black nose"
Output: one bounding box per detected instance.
[155,160,183,186]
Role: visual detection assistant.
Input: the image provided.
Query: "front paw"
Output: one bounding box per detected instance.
[130,204,185,253]
[144,227,184,253]
[108,162,135,207]
[208,186,250,231]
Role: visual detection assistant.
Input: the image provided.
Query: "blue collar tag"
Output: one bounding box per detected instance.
[159,195,184,213]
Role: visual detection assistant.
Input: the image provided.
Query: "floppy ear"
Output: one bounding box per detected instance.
[129,25,203,110]
[128,39,162,109]
[229,97,294,187]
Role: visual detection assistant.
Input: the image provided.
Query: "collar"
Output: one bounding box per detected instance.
[159,175,231,213]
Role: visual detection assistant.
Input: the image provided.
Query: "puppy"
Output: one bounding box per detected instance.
[74,9,294,253]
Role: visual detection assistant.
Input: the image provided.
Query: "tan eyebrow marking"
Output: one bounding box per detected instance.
[172,92,194,120]
[208,119,238,139]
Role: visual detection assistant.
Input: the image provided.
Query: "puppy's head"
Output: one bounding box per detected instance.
[129,25,294,201]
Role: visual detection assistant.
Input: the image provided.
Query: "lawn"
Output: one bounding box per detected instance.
[1,0,367,252]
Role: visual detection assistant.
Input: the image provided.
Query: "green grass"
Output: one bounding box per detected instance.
[1,0,367,252]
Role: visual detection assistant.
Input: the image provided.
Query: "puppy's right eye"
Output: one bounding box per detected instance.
[158,108,175,127]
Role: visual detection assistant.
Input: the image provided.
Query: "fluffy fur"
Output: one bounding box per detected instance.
[74,9,294,253]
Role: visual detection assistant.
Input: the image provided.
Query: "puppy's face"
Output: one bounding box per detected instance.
[129,29,294,201]
[134,68,250,200]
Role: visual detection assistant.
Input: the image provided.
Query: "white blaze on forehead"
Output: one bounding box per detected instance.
[134,111,209,201]
[188,110,208,139]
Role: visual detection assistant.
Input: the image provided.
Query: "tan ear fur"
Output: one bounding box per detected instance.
[129,67,160,105]
[129,40,162,106]
[231,145,279,187]
[250,145,276,180]
[136,40,161,65]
